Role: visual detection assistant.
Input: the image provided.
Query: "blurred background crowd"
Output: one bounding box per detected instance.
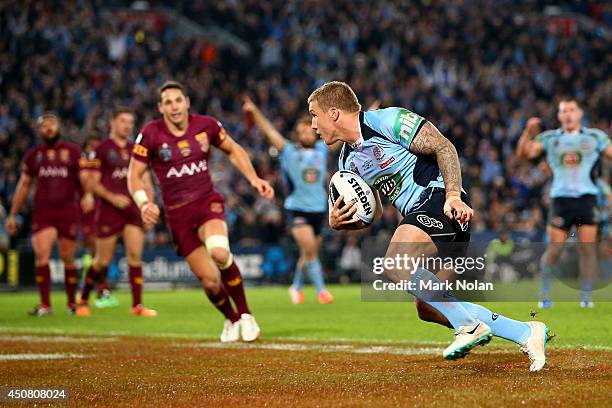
[0,0,610,280]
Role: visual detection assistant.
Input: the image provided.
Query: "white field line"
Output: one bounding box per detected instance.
[0,327,610,352]
[0,335,117,343]
[0,353,87,361]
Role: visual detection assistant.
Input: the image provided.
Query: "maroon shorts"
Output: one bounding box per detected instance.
[166,192,226,258]
[32,205,80,241]
[95,201,143,238]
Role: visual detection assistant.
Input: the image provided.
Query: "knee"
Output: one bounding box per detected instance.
[577,244,596,257]
[59,254,75,267]
[125,251,142,267]
[205,235,232,268]
[201,275,220,291]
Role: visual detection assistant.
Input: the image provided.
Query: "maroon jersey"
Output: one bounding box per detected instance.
[132,114,227,210]
[90,138,133,198]
[23,141,85,212]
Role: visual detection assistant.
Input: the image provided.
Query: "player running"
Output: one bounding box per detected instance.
[241,96,334,304]
[516,98,612,308]
[76,107,157,317]
[309,81,549,371]
[6,113,93,316]
[128,81,273,342]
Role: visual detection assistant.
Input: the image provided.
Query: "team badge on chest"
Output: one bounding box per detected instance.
[195,132,210,153]
[60,148,70,163]
[178,140,191,157]
[159,143,172,162]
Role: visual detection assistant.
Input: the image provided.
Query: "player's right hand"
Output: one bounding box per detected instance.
[525,117,541,136]
[141,202,160,228]
[113,194,132,209]
[329,195,364,230]
[241,95,257,113]
[6,214,18,236]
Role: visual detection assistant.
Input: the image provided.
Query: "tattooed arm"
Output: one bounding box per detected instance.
[409,121,473,222]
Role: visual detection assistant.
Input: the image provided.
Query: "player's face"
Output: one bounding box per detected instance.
[297,122,317,148]
[309,100,336,145]
[111,112,135,140]
[38,117,60,143]
[158,88,190,127]
[557,101,583,132]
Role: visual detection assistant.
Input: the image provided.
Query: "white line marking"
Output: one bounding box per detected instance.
[0,353,87,361]
[0,335,116,343]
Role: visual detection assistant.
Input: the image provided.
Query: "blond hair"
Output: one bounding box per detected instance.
[308,81,361,112]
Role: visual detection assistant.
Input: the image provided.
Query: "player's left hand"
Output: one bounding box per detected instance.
[444,196,474,223]
[80,193,95,213]
[141,202,160,228]
[251,178,275,200]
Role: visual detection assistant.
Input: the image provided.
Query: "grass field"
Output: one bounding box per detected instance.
[1,285,611,406]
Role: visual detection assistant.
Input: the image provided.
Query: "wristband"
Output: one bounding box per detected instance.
[445,191,461,200]
[133,190,149,208]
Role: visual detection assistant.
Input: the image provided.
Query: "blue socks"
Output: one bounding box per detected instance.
[409,268,476,329]
[581,280,593,302]
[540,259,553,300]
[292,263,304,290]
[304,260,326,293]
[460,302,532,344]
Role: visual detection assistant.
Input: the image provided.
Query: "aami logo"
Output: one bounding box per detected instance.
[38,166,68,178]
[112,167,128,179]
[166,160,207,178]
[347,177,372,216]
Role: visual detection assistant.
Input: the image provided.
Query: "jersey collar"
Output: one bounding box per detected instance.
[349,112,365,151]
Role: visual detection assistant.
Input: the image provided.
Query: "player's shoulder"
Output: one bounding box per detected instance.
[141,118,164,135]
[191,113,222,128]
[364,107,426,146]
[536,129,558,142]
[583,127,609,138]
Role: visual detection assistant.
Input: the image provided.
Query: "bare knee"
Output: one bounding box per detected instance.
[201,275,221,292]
[125,250,142,267]
[210,247,230,267]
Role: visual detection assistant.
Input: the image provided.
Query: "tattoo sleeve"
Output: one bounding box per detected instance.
[408,121,462,195]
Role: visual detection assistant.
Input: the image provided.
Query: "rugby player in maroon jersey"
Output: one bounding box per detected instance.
[128,81,273,342]
[77,107,157,317]
[6,113,94,316]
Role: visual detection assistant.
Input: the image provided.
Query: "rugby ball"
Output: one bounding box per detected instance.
[329,170,377,224]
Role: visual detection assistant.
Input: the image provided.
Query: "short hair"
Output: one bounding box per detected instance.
[112,106,134,118]
[158,80,186,101]
[558,97,580,107]
[294,115,312,129]
[37,111,59,125]
[308,81,361,112]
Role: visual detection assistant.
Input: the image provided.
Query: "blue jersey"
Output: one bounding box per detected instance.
[280,140,328,212]
[338,108,444,216]
[537,127,610,198]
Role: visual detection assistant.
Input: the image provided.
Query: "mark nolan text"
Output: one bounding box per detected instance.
[372,279,494,291]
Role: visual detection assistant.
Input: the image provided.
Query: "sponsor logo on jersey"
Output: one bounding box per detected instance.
[120,149,130,161]
[347,177,373,216]
[379,157,395,169]
[303,168,321,183]
[394,109,423,145]
[36,151,43,163]
[112,167,128,179]
[373,145,384,160]
[166,160,208,178]
[210,202,223,214]
[560,151,582,167]
[38,166,68,178]
[60,148,70,163]
[362,160,374,171]
[177,140,191,157]
[373,173,403,202]
[134,144,148,158]
[349,161,358,174]
[108,150,119,163]
[47,150,56,161]
[195,132,210,153]
[416,214,444,230]
[159,143,172,162]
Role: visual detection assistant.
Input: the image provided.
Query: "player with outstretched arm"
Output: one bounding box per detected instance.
[127,81,273,342]
[308,81,550,371]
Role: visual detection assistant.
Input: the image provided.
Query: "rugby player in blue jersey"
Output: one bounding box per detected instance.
[517,98,612,308]
[242,96,335,304]
[308,81,549,371]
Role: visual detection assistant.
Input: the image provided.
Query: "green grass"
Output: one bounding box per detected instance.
[1,284,611,348]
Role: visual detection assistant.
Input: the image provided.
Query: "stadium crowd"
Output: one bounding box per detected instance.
[0,1,610,278]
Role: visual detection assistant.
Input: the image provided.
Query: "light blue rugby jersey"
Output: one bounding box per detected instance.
[536,127,610,198]
[338,108,444,216]
[279,140,328,213]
